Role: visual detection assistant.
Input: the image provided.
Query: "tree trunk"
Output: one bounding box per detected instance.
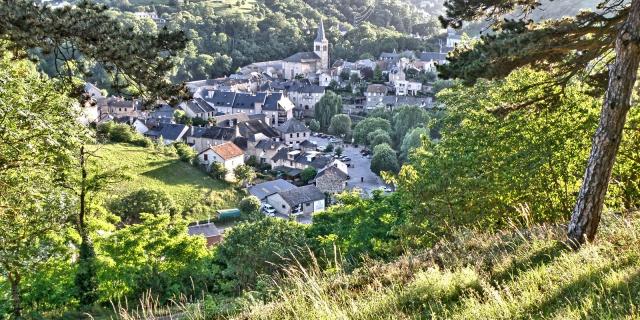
[568,0,640,248]
[8,271,22,319]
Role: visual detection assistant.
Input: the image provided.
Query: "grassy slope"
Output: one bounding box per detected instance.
[94,143,240,218]
[239,214,640,319]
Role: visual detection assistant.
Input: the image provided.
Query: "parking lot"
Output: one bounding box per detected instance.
[309,134,389,197]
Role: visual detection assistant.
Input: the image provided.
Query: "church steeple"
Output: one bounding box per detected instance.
[315,19,326,42]
[313,19,329,70]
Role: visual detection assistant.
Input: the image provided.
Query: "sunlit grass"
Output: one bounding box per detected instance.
[92,143,241,220]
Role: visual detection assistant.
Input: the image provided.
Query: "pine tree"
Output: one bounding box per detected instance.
[439,0,640,247]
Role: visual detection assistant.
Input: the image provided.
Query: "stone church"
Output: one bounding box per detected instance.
[282,20,330,81]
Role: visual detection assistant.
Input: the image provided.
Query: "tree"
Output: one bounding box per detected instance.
[353,117,392,144]
[400,127,428,162]
[392,105,427,145]
[109,189,177,225]
[315,91,343,131]
[324,143,335,153]
[238,196,262,221]
[234,164,256,187]
[308,119,321,132]
[335,147,344,157]
[439,0,640,246]
[215,219,308,291]
[97,214,213,304]
[300,167,318,184]
[0,53,83,317]
[0,2,188,99]
[370,143,399,175]
[328,114,352,138]
[209,162,228,181]
[174,142,196,163]
[368,130,393,149]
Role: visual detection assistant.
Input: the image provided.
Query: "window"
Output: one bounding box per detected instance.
[306,203,311,207]
[297,133,300,138]
[282,205,286,209]
[290,133,293,138]
[315,45,320,51]
[203,154,208,161]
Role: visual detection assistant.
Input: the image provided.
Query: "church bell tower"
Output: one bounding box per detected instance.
[313,19,329,70]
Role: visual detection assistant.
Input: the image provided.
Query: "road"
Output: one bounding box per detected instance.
[309,135,388,197]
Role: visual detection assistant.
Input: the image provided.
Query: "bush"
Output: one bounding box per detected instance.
[238,196,262,221]
[109,189,177,224]
[370,143,399,174]
[300,167,318,184]
[209,163,228,181]
[174,142,196,163]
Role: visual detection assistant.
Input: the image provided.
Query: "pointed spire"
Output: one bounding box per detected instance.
[315,19,326,42]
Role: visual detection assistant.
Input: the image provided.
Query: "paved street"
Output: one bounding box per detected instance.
[309,135,387,197]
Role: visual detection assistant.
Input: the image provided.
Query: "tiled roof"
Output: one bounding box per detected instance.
[209,142,244,160]
[418,52,448,62]
[205,91,236,107]
[263,92,283,111]
[158,123,188,141]
[256,139,283,150]
[277,185,325,206]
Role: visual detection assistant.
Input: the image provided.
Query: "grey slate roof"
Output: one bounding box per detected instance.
[277,185,325,206]
[201,126,238,141]
[299,140,317,148]
[315,19,326,42]
[184,99,215,114]
[158,123,188,141]
[289,83,325,94]
[233,93,267,109]
[188,222,221,238]
[238,120,280,140]
[283,52,321,63]
[256,139,283,150]
[418,52,448,62]
[205,91,236,107]
[277,118,309,134]
[316,165,349,180]
[263,92,284,111]
[248,179,296,200]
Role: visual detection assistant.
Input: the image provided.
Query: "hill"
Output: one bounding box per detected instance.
[93,143,241,219]
[237,213,640,319]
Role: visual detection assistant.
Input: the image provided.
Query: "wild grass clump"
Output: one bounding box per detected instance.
[236,213,640,319]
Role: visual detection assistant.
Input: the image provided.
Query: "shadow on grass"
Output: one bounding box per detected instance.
[141,160,228,190]
[490,241,568,285]
[518,256,638,319]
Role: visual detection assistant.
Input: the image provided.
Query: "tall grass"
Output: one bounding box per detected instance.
[235,213,640,319]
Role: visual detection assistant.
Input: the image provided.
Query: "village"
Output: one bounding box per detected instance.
[84,20,462,245]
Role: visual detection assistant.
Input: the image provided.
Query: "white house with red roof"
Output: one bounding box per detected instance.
[197,142,245,182]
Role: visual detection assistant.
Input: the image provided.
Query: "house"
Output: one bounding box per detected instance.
[201,90,237,114]
[287,83,326,118]
[266,185,325,218]
[282,20,329,80]
[270,149,332,172]
[248,179,297,201]
[417,52,448,73]
[144,123,189,145]
[187,220,222,247]
[190,126,239,153]
[149,103,176,124]
[394,80,423,96]
[97,97,140,118]
[197,142,245,182]
[276,118,311,147]
[365,84,389,109]
[252,139,286,164]
[180,99,216,120]
[299,140,318,152]
[262,92,295,126]
[315,164,349,195]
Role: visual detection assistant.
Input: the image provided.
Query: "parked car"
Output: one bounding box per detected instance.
[329,138,341,143]
[262,203,276,216]
[341,157,351,162]
[379,186,393,193]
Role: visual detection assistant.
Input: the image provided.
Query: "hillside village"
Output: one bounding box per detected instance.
[87,19,463,244]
